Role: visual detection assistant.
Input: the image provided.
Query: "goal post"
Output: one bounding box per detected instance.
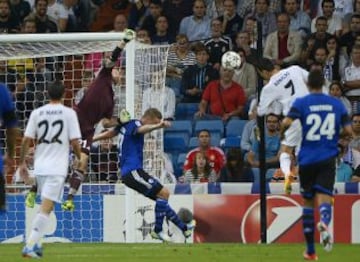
[0,33,172,243]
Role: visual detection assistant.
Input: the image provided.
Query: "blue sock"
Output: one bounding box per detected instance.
[154,199,167,233]
[164,202,187,231]
[302,207,315,255]
[319,202,332,226]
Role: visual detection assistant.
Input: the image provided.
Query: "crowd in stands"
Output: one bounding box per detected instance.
[2,0,360,184]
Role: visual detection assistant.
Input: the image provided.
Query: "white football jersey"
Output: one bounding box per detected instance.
[258,65,309,116]
[24,103,81,176]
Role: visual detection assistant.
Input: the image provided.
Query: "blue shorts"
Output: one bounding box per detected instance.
[122,169,163,200]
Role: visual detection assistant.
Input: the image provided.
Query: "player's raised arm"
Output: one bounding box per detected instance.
[93,129,118,142]
[137,119,171,134]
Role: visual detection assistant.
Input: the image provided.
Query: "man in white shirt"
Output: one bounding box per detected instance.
[342,44,360,104]
[311,0,343,37]
[20,82,81,258]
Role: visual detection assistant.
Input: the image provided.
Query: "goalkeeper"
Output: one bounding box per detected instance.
[25,29,136,211]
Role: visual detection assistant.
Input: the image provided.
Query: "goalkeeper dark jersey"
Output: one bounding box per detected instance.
[74,66,114,140]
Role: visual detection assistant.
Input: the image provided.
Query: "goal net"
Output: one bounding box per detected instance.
[0,33,180,243]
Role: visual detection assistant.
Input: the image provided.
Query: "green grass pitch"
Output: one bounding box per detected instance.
[1,243,359,262]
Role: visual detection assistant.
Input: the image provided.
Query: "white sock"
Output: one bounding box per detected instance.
[280,152,291,177]
[26,212,49,248]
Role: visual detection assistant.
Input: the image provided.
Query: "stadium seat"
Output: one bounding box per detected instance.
[164,136,188,155]
[222,136,241,149]
[164,120,193,143]
[175,103,199,120]
[225,119,248,137]
[194,120,224,137]
[188,135,221,149]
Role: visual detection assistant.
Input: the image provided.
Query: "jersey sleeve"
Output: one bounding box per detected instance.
[257,83,279,116]
[68,109,81,140]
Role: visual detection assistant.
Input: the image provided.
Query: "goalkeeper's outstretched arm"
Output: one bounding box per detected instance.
[104,29,136,68]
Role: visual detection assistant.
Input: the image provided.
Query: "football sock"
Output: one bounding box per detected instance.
[27,212,49,249]
[0,175,6,211]
[154,198,167,233]
[302,207,315,255]
[164,202,187,231]
[279,152,292,176]
[68,169,84,198]
[319,202,332,226]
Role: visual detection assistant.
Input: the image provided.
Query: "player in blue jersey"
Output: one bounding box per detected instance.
[93,108,196,242]
[0,83,18,213]
[281,70,353,260]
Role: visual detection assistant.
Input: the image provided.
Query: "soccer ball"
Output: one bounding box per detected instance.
[177,207,193,224]
[221,51,242,70]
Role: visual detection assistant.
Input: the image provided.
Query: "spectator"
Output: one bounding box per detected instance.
[343,0,360,34]
[142,70,176,120]
[183,129,226,176]
[234,31,257,59]
[307,16,333,55]
[232,48,257,99]
[162,0,194,35]
[342,44,360,110]
[166,34,196,100]
[90,130,118,183]
[338,132,360,171]
[351,165,360,182]
[151,15,175,45]
[335,143,353,182]
[329,81,352,115]
[0,0,21,33]
[350,113,360,151]
[247,0,277,46]
[205,0,223,19]
[31,0,58,33]
[180,151,217,183]
[316,0,353,19]
[264,13,302,67]
[218,147,253,182]
[179,0,211,42]
[127,0,150,30]
[325,35,342,81]
[141,0,171,37]
[246,113,281,182]
[284,0,311,39]
[10,0,31,22]
[311,0,343,37]
[242,16,258,49]
[218,0,243,42]
[58,0,78,32]
[0,59,17,94]
[340,14,360,57]
[181,42,218,103]
[45,0,66,27]
[195,63,247,121]
[204,18,232,70]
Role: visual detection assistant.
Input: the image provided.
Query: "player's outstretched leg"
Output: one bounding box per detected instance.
[150,198,171,242]
[62,169,84,211]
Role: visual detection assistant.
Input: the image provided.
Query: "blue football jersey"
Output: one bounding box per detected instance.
[115,119,144,176]
[0,84,17,172]
[287,93,350,166]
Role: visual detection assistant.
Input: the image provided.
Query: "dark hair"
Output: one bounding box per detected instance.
[197,129,210,137]
[190,151,212,180]
[351,113,360,120]
[316,16,328,24]
[329,80,344,95]
[321,0,335,8]
[192,42,209,55]
[248,56,275,72]
[255,0,270,5]
[307,70,324,90]
[47,81,65,100]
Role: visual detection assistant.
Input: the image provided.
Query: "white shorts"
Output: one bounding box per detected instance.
[281,119,302,153]
[36,175,66,203]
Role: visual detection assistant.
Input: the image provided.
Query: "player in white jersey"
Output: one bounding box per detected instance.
[19,82,81,258]
[254,57,310,194]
